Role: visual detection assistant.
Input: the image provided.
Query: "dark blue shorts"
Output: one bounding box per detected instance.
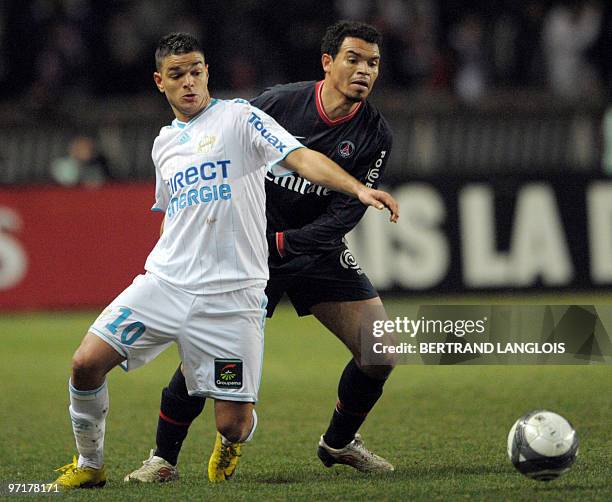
[265,246,378,317]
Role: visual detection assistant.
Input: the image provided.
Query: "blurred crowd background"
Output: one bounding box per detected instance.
[0,0,610,184]
[2,0,612,305]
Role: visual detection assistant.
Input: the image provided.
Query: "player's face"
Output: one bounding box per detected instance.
[154,52,210,122]
[323,37,380,103]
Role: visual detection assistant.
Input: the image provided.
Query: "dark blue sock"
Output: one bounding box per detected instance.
[323,359,386,449]
[155,365,205,465]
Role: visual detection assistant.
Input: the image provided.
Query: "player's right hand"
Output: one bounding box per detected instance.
[357,187,399,223]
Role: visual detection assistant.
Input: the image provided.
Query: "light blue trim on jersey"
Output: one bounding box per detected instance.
[151,207,164,213]
[188,389,257,402]
[256,293,268,394]
[260,293,268,332]
[266,144,305,176]
[171,98,220,129]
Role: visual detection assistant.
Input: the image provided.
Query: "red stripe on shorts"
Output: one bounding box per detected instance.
[276,232,285,258]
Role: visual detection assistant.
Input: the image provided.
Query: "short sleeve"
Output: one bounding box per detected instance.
[237,101,304,175]
[151,162,170,212]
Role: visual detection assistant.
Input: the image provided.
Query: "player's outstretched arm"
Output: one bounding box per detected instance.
[284,148,399,222]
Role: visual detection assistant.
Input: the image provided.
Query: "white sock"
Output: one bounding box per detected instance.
[69,379,109,469]
[221,409,258,445]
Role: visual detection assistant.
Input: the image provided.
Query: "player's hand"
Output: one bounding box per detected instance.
[358,187,399,222]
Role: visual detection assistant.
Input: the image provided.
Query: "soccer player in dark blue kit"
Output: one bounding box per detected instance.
[126,20,397,482]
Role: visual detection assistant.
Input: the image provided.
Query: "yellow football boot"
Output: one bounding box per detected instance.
[53,456,107,489]
[207,432,241,482]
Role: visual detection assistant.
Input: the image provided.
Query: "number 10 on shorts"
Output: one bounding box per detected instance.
[105,307,146,346]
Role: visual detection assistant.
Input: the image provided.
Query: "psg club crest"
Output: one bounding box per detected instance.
[338,140,355,158]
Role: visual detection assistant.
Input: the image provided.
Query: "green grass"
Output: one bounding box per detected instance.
[0,302,610,501]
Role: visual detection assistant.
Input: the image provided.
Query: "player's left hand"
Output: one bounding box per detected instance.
[358,187,399,222]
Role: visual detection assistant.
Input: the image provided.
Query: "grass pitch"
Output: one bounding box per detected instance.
[0,301,610,501]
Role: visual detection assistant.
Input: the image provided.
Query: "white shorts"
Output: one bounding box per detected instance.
[90,273,267,402]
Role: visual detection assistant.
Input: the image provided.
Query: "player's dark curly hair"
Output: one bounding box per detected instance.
[320,21,382,58]
[155,32,203,70]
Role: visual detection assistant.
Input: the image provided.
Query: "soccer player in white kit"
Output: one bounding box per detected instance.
[52,32,398,489]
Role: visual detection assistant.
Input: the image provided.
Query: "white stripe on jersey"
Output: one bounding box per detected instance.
[145,98,304,294]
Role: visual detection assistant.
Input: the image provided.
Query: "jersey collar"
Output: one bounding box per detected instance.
[315,80,363,127]
[172,98,219,129]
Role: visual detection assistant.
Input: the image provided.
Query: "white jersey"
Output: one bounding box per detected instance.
[145,98,303,294]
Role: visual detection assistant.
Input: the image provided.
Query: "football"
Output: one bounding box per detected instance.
[507,410,579,481]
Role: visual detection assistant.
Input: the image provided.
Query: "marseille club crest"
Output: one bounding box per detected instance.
[198,135,217,153]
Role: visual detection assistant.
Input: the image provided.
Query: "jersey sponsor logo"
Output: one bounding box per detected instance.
[167,160,231,195]
[166,183,232,219]
[197,135,216,153]
[248,112,288,153]
[165,160,233,219]
[365,150,387,188]
[340,249,363,274]
[265,170,330,196]
[214,358,243,388]
[338,140,355,158]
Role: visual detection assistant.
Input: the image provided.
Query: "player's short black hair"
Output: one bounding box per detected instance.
[320,21,382,58]
[155,32,203,70]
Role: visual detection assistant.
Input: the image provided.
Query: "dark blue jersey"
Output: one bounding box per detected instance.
[251,80,393,258]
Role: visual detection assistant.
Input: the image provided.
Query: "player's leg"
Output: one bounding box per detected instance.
[156,364,205,463]
[72,332,126,389]
[179,284,266,482]
[310,297,396,473]
[208,400,257,482]
[214,400,256,443]
[54,333,125,489]
[283,247,395,472]
[56,273,184,489]
[126,275,284,482]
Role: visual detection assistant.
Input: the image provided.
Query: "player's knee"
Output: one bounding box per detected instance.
[349,344,397,373]
[217,414,253,443]
[217,423,249,444]
[358,357,396,380]
[72,351,93,377]
[71,349,105,387]
[383,351,399,371]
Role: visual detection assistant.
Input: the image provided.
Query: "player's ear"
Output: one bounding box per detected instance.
[153,72,164,93]
[321,53,333,74]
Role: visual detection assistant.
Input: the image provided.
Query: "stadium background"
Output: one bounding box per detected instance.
[0,1,611,500]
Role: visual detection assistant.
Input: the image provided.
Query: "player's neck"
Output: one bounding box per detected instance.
[173,94,213,123]
[319,81,361,121]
